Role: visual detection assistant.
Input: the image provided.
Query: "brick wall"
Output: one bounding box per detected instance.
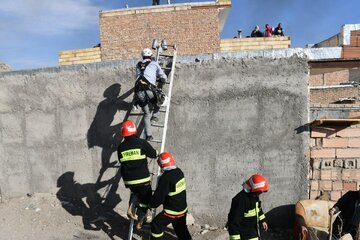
[310,86,358,104]
[310,124,360,201]
[99,4,224,61]
[310,70,349,87]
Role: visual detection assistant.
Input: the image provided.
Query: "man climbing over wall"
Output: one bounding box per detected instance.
[134,48,167,141]
[227,174,269,240]
[117,120,158,229]
[329,188,360,239]
[148,152,192,239]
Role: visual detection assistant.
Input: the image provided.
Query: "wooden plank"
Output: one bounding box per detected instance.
[350,36,360,47]
[59,55,101,63]
[343,46,360,59]
[59,47,100,55]
[220,40,291,47]
[311,119,360,127]
[220,36,289,43]
[220,44,290,52]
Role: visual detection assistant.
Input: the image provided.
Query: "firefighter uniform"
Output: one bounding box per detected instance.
[149,167,191,240]
[117,134,157,213]
[227,190,266,240]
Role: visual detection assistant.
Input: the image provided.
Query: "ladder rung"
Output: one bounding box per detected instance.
[149,139,162,143]
[129,112,144,116]
[159,109,166,113]
[165,81,170,84]
[151,123,164,128]
[161,67,172,70]
[159,54,173,57]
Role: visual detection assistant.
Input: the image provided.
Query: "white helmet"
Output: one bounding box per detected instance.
[142,48,153,57]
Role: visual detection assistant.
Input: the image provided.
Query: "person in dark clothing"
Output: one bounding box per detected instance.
[329,189,360,239]
[251,26,264,38]
[117,120,158,229]
[149,152,192,240]
[227,174,269,240]
[153,0,160,5]
[273,23,284,36]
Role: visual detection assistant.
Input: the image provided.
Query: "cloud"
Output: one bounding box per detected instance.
[0,0,99,36]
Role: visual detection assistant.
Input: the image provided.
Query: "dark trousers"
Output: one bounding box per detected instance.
[128,183,152,215]
[151,211,192,240]
[153,0,160,5]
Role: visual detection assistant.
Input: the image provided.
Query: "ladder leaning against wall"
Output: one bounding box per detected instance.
[127,40,177,240]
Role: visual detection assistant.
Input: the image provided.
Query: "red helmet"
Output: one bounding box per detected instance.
[158,152,176,171]
[243,174,268,193]
[121,120,137,137]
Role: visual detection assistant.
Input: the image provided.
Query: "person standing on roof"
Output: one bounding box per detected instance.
[264,24,272,37]
[153,0,160,5]
[251,26,264,38]
[117,120,158,229]
[273,23,284,36]
[135,48,167,141]
[148,152,192,240]
[227,174,269,240]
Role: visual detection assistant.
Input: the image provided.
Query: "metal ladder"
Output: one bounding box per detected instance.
[127,41,177,240]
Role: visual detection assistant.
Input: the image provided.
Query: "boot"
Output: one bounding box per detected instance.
[136,210,148,230]
[127,202,137,220]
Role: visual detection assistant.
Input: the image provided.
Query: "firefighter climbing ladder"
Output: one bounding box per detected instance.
[127,41,177,240]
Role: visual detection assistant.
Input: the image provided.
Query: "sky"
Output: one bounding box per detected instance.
[0,0,359,70]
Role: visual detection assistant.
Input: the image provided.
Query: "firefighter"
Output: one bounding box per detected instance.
[117,120,158,229]
[227,174,269,240]
[148,152,192,240]
[134,48,167,141]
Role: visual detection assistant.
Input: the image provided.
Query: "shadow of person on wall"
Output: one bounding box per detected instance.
[87,83,134,183]
[56,171,131,239]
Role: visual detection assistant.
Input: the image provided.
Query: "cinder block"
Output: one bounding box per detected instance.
[343,182,357,191]
[321,159,333,169]
[330,191,341,201]
[320,169,332,180]
[310,190,320,200]
[323,138,348,148]
[332,181,343,190]
[333,159,344,168]
[344,159,356,169]
[336,128,360,137]
[311,149,336,158]
[336,149,360,158]
[319,180,332,191]
[310,180,319,191]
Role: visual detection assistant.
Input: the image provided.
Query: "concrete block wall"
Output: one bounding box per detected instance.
[310,124,360,201]
[99,3,225,61]
[220,36,291,52]
[0,55,309,226]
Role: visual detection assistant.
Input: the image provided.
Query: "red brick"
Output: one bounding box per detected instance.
[332,181,343,190]
[311,128,337,138]
[310,74,324,86]
[310,138,316,147]
[336,128,360,137]
[311,149,336,158]
[312,169,320,179]
[311,159,321,170]
[322,138,348,148]
[310,191,320,199]
[310,180,319,191]
[319,180,332,191]
[336,148,360,158]
[343,182,357,191]
[330,191,342,201]
[320,170,332,180]
[348,138,360,148]
[324,70,349,86]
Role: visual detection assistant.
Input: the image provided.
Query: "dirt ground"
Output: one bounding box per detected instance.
[0,193,293,240]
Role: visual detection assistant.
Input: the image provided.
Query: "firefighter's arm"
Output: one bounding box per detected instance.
[149,176,169,209]
[155,62,167,81]
[258,201,268,231]
[143,140,158,159]
[227,198,244,240]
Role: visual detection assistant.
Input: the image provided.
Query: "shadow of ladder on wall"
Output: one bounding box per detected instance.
[127,44,178,240]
